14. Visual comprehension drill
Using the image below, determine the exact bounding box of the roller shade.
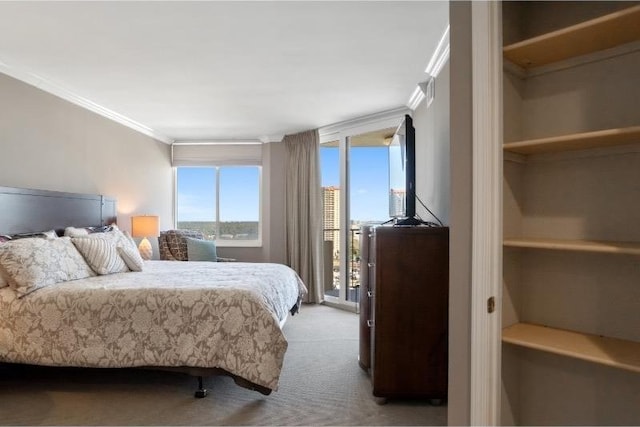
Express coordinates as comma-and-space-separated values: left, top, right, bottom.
172, 143, 263, 166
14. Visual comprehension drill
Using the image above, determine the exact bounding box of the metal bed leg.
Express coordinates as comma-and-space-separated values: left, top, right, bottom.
194, 376, 208, 398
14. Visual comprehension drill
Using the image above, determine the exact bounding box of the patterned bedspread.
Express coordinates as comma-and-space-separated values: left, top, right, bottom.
0, 261, 307, 391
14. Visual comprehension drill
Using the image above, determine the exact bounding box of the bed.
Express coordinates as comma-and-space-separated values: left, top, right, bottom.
0, 186, 306, 397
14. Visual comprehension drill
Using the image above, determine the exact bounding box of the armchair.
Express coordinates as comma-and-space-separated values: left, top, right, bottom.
158, 230, 235, 262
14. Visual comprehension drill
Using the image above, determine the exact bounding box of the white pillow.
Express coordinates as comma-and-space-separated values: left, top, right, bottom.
117, 245, 144, 272
42, 230, 59, 239
123, 230, 137, 248
0, 237, 96, 297
72, 237, 129, 275
95, 226, 138, 253
64, 226, 90, 237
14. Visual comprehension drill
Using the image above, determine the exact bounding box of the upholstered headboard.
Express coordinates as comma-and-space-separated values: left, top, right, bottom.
0, 186, 117, 236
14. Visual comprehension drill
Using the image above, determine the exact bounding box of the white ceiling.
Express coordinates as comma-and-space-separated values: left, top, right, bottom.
0, 1, 448, 143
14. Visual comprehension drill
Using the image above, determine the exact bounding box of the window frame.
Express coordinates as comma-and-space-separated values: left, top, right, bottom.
173, 165, 263, 248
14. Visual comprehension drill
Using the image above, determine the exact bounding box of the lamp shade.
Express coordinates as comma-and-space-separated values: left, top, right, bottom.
131, 215, 160, 238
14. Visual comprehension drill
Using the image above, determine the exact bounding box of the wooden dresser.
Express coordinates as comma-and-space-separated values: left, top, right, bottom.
359, 225, 449, 401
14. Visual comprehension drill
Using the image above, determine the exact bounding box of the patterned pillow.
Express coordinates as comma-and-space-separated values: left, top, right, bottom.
162, 230, 205, 261
117, 245, 144, 272
88, 225, 114, 234
72, 237, 129, 275
0, 236, 58, 288
0, 237, 96, 297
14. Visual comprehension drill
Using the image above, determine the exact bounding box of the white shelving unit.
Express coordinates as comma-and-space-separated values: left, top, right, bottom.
503, 237, 640, 256
501, 3, 640, 425
503, 5, 640, 69
503, 126, 640, 155
502, 323, 640, 374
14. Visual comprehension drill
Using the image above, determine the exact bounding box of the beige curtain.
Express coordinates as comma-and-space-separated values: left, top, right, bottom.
283, 129, 324, 303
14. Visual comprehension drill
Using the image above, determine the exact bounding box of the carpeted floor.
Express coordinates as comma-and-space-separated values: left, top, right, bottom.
0, 304, 446, 426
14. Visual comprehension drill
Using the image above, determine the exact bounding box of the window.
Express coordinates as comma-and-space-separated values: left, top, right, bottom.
176, 166, 261, 245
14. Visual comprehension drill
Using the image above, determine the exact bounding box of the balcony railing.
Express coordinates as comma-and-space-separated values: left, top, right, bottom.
323, 227, 362, 302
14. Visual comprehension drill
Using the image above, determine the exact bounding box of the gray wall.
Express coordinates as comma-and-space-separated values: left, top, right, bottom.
410, 10, 470, 425
0, 73, 173, 243
448, 2, 473, 425
264, 140, 287, 264
0, 72, 286, 263
414, 62, 450, 226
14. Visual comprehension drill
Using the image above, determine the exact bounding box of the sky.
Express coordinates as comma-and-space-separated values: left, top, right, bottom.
321, 146, 395, 222
177, 167, 259, 222
177, 146, 399, 223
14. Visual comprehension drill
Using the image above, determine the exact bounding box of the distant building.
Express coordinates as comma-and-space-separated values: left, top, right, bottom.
322, 186, 340, 256
389, 188, 406, 218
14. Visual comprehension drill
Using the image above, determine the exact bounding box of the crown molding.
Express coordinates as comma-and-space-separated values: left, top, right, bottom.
407, 25, 450, 111
0, 48, 449, 145
407, 85, 426, 111
259, 134, 284, 143
172, 139, 263, 145
426, 26, 450, 78
318, 106, 410, 143
0, 58, 174, 144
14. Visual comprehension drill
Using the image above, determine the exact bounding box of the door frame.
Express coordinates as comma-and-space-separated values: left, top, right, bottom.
319, 107, 410, 309
469, 1, 503, 425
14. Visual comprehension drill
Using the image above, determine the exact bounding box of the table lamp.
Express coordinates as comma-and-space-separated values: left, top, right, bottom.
131, 215, 160, 260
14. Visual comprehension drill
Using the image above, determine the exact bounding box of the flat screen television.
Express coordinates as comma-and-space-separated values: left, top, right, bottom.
388, 114, 422, 226
388, 132, 406, 218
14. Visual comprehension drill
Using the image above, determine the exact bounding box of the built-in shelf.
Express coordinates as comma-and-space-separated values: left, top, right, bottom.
503, 323, 640, 374
503, 5, 640, 69
503, 238, 640, 256
503, 126, 640, 155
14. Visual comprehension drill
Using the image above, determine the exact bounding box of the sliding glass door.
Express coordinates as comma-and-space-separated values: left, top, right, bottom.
320, 128, 394, 308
